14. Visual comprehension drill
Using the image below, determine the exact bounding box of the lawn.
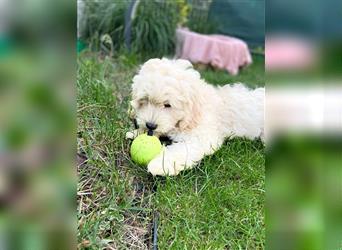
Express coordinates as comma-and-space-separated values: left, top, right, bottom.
77, 52, 265, 249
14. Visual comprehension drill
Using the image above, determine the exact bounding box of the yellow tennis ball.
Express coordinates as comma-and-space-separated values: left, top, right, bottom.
130, 134, 162, 166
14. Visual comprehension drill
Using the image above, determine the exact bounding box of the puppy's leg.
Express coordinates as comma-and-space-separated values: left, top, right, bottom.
148, 139, 219, 176
126, 118, 139, 140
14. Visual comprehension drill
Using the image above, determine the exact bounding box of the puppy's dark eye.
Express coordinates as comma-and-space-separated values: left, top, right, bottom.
164, 103, 171, 108
138, 98, 148, 107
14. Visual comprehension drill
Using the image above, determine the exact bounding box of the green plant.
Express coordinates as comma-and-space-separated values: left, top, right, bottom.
187, 2, 217, 34
178, 0, 190, 26
82, 0, 222, 57
187, 17, 217, 34
83, 0, 182, 57
131, 0, 181, 57
83, 0, 127, 52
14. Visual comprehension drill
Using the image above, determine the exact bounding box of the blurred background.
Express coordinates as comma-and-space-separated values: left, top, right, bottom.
0, 0, 341, 249
266, 0, 342, 249
0, 0, 75, 249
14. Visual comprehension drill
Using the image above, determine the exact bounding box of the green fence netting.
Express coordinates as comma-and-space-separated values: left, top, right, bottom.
208, 0, 265, 47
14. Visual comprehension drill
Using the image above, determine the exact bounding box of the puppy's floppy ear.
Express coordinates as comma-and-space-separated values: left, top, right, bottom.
178, 88, 203, 131
130, 74, 142, 119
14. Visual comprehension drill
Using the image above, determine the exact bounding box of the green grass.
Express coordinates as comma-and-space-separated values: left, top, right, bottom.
198, 55, 265, 88
77, 52, 265, 249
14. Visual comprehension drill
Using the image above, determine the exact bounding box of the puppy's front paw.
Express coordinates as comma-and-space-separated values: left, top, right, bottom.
147, 156, 178, 176
125, 130, 138, 140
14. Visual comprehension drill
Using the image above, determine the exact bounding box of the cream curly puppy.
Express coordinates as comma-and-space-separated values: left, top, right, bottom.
127, 58, 264, 176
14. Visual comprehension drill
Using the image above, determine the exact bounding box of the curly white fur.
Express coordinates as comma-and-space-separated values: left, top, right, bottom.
128, 58, 264, 176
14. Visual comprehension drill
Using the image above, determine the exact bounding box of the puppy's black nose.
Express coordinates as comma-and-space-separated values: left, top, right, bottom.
146, 122, 157, 130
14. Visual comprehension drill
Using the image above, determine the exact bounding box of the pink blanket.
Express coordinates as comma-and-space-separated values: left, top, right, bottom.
176, 28, 252, 75
265, 36, 316, 71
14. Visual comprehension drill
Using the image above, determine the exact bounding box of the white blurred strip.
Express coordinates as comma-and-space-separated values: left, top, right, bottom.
77, 0, 85, 38
323, 88, 342, 130
0, 0, 10, 35
266, 86, 342, 139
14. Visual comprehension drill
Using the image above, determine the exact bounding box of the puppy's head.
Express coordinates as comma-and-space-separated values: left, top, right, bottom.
130, 58, 204, 136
